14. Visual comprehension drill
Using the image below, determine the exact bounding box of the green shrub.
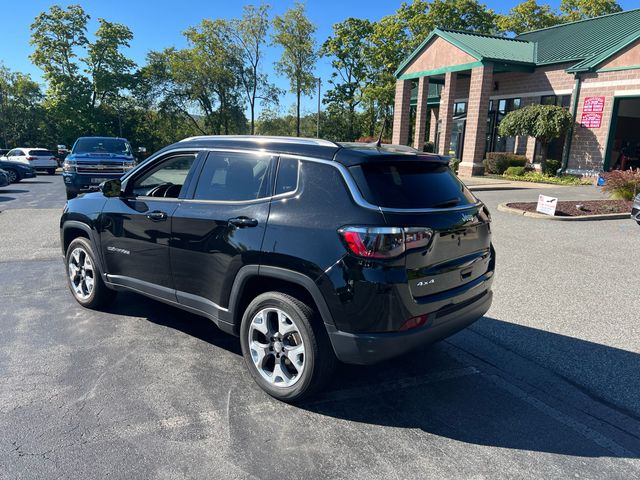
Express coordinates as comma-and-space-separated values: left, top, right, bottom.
483, 152, 529, 174
449, 157, 460, 174
504, 166, 526, 176
601, 169, 640, 200
500, 172, 591, 185
542, 159, 561, 176
424, 141, 435, 153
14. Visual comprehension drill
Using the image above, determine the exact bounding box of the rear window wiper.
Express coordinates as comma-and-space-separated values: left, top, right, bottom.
430, 197, 460, 208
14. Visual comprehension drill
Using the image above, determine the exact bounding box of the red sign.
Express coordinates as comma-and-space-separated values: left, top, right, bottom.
581, 112, 602, 128
583, 96, 605, 113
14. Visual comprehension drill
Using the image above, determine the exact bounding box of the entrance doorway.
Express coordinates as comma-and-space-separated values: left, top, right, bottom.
605, 97, 640, 171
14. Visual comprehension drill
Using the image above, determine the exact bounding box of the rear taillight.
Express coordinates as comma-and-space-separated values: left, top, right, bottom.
338, 226, 433, 259
26, 156, 36, 161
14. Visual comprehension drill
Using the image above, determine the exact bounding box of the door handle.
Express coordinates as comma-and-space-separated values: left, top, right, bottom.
228, 216, 258, 228
146, 210, 168, 221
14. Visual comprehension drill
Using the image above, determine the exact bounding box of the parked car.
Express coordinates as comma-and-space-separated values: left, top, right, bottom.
62, 137, 135, 200
0, 169, 10, 188
632, 193, 640, 225
0, 159, 37, 183
60, 136, 495, 402
0, 149, 10, 157
0, 148, 57, 175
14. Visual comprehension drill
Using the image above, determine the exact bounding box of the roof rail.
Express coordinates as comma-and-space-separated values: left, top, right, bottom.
179, 135, 339, 148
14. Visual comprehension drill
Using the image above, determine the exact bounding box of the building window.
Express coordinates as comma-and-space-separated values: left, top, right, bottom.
486, 97, 522, 153
454, 102, 467, 115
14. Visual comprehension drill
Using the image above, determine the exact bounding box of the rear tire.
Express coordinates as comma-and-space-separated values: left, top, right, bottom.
65, 237, 116, 309
240, 292, 336, 403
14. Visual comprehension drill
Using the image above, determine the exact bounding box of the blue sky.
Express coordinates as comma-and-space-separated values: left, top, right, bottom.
1, 0, 637, 115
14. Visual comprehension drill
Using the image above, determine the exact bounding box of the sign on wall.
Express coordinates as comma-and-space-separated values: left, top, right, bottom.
583, 96, 605, 113
581, 112, 603, 128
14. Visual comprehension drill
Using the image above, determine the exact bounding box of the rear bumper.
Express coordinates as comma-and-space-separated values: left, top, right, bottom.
326, 289, 492, 365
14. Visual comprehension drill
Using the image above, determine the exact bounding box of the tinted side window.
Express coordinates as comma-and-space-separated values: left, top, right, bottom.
193, 152, 274, 201
275, 158, 299, 195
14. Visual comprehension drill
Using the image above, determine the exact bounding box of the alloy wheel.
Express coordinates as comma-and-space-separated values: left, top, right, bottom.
6, 170, 17, 183
248, 307, 306, 388
68, 247, 95, 300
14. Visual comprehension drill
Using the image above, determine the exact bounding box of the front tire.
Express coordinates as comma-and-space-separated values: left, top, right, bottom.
5, 169, 19, 183
240, 292, 336, 403
65, 237, 115, 308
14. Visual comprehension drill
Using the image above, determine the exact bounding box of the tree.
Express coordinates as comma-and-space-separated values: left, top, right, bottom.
498, 104, 573, 165
498, 0, 563, 35
559, 0, 622, 22
321, 18, 373, 141
228, 4, 281, 134
272, 2, 318, 137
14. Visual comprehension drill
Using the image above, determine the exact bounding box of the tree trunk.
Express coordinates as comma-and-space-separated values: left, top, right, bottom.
296, 87, 301, 137
539, 141, 549, 165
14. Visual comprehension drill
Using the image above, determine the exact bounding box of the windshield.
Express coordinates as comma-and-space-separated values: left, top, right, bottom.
349, 162, 476, 209
73, 138, 131, 155
29, 150, 56, 157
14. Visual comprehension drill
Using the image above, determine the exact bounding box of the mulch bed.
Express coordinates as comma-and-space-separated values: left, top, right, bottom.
507, 199, 632, 217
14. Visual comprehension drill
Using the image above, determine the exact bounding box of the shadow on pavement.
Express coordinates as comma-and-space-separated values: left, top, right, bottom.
0, 195, 16, 203
104, 293, 640, 458
0, 189, 28, 194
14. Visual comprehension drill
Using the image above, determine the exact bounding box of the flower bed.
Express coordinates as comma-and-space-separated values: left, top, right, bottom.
506, 199, 632, 217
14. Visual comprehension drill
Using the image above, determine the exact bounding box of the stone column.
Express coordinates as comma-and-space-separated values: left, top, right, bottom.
429, 108, 439, 144
437, 71, 457, 156
459, 64, 493, 176
392, 79, 412, 145
413, 77, 429, 150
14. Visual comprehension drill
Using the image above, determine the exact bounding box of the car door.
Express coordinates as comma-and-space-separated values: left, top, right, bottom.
99, 152, 201, 299
170, 150, 276, 317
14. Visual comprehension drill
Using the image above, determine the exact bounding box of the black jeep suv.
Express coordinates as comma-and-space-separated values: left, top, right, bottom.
60, 136, 494, 401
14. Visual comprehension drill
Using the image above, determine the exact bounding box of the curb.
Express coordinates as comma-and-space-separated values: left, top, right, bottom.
497, 203, 630, 221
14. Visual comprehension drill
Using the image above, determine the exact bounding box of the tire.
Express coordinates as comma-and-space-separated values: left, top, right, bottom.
240, 291, 337, 403
47, 169, 56, 175
4, 169, 19, 183
65, 237, 116, 309
66, 189, 78, 200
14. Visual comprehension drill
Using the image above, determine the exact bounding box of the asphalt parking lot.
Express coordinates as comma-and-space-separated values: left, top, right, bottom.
1, 174, 639, 479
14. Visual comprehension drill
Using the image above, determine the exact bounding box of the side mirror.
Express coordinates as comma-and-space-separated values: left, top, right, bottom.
101, 179, 122, 197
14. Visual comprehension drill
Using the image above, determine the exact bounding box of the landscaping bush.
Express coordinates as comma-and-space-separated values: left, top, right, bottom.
483, 152, 528, 174
449, 157, 460, 174
600, 169, 640, 200
504, 166, 526, 177
500, 172, 592, 185
542, 159, 561, 176
424, 141, 435, 153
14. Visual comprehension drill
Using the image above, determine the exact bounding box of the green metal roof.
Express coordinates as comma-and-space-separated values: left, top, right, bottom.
395, 28, 535, 77
396, 9, 640, 78
517, 9, 640, 67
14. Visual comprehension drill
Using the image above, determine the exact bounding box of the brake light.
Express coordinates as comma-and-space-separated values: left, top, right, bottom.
338, 226, 433, 259
26, 156, 36, 161
399, 314, 430, 331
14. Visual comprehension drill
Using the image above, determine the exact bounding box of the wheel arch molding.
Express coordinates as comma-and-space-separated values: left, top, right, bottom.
227, 265, 336, 335
61, 220, 105, 275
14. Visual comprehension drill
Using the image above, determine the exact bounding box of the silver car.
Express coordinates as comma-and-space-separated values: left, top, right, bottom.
632, 193, 640, 225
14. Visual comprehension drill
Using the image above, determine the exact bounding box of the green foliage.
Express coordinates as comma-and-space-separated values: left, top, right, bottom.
272, 2, 318, 137
542, 159, 562, 176
500, 172, 591, 185
484, 152, 529, 174
601, 169, 640, 200
498, 105, 573, 164
559, 0, 622, 22
449, 158, 460, 174
498, 0, 563, 34
504, 166, 526, 176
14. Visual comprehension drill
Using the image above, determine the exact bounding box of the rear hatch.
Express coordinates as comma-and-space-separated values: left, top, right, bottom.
348, 160, 492, 298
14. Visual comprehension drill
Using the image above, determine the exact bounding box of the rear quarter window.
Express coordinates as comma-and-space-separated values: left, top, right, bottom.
349, 162, 476, 209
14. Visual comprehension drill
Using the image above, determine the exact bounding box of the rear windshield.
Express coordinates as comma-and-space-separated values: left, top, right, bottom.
73, 138, 131, 155
29, 150, 56, 157
349, 162, 476, 209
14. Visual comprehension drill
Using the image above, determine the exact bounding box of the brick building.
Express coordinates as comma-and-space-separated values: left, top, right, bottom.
391, 9, 640, 176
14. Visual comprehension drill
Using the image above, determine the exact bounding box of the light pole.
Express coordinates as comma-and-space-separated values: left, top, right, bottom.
316, 77, 321, 138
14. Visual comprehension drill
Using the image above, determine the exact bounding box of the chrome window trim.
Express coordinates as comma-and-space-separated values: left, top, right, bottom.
133, 147, 480, 213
